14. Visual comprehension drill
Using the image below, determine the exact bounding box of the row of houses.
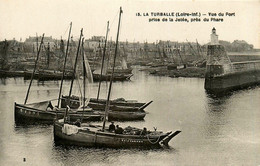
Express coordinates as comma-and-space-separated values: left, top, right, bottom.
1, 35, 207, 61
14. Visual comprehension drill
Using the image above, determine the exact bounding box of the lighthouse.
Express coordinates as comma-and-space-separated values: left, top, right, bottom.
210, 27, 219, 45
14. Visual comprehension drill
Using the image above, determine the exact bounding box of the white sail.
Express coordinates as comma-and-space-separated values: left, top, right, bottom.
72, 50, 93, 108
121, 57, 128, 69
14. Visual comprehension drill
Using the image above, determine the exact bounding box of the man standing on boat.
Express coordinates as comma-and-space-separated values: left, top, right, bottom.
109, 122, 115, 132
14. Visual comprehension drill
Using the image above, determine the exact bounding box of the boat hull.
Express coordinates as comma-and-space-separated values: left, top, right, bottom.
61, 97, 146, 108
61, 97, 148, 121
106, 68, 133, 74
14, 102, 102, 125
23, 71, 73, 81
89, 98, 145, 107
92, 73, 133, 81
53, 121, 170, 148
108, 111, 146, 121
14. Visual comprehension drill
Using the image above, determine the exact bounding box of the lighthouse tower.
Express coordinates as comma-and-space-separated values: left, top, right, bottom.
210, 27, 219, 45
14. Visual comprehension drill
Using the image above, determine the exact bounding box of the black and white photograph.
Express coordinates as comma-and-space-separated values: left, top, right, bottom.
0, 0, 259, 165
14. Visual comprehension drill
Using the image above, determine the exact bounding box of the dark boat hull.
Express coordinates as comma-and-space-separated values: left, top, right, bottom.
89, 98, 145, 107
14, 103, 102, 125
0, 70, 25, 78
61, 97, 149, 121
92, 73, 133, 81
61, 96, 147, 109
88, 102, 142, 112
53, 121, 174, 148
106, 68, 133, 74
23, 71, 73, 81
108, 111, 146, 121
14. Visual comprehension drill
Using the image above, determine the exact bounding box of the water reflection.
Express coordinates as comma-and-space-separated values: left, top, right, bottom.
204, 86, 260, 142
204, 93, 231, 140
51, 144, 177, 165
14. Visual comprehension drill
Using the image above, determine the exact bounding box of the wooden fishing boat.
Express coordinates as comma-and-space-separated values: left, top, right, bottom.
107, 111, 146, 121
92, 73, 133, 81
92, 44, 133, 82
23, 70, 73, 81
54, 7, 181, 148
61, 95, 152, 109
0, 70, 25, 78
38, 70, 73, 81
14, 101, 102, 125
14, 24, 103, 125
61, 95, 152, 121
90, 98, 146, 107
107, 68, 133, 74
54, 120, 181, 148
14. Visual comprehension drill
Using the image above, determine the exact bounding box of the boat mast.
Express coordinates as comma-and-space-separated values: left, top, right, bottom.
97, 21, 110, 101
102, 7, 123, 131
81, 38, 86, 122
64, 29, 83, 118
57, 22, 72, 108
36, 33, 38, 53
24, 34, 45, 105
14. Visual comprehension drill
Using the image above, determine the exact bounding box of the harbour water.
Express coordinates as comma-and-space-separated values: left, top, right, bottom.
0, 67, 259, 165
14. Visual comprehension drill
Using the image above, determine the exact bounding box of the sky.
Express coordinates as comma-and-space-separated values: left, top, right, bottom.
0, 0, 260, 48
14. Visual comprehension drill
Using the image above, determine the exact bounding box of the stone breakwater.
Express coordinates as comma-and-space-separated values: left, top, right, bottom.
205, 45, 260, 94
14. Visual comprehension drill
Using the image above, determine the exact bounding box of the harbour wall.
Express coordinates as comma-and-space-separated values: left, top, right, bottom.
204, 45, 260, 93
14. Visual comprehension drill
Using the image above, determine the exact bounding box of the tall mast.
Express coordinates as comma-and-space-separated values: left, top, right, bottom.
24, 34, 45, 104
102, 7, 123, 131
36, 33, 38, 53
64, 29, 83, 118
97, 21, 110, 101
57, 22, 72, 108
196, 39, 201, 59
68, 29, 83, 98
81, 38, 86, 122
176, 43, 184, 64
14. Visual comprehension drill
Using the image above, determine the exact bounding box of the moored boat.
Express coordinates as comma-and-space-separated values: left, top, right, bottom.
14, 24, 103, 125
54, 119, 181, 148
107, 67, 133, 74
92, 73, 133, 81
54, 7, 181, 149
61, 95, 152, 121
14, 101, 102, 125
61, 95, 152, 109
107, 111, 146, 121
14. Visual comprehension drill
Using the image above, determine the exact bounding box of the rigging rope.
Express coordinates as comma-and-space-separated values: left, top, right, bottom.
146, 134, 161, 144
62, 24, 70, 37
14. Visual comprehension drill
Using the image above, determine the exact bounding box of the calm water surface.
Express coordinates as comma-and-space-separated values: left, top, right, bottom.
0, 67, 259, 166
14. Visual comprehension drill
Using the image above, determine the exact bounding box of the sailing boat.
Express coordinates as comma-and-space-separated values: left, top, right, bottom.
61, 21, 151, 121
92, 34, 132, 81
14, 26, 102, 125
54, 7, 181, 148
61, 95, 151, 121
167, 43, 186, 70
92, 69, 133, 81
106, 44, 133, 74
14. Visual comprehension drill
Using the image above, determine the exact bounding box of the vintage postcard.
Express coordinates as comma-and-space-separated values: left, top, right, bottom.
0, 0, 259, 165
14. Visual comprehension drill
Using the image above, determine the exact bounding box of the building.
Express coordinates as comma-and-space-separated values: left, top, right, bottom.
85, 36, 105, 51
24, 36, 57, 52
